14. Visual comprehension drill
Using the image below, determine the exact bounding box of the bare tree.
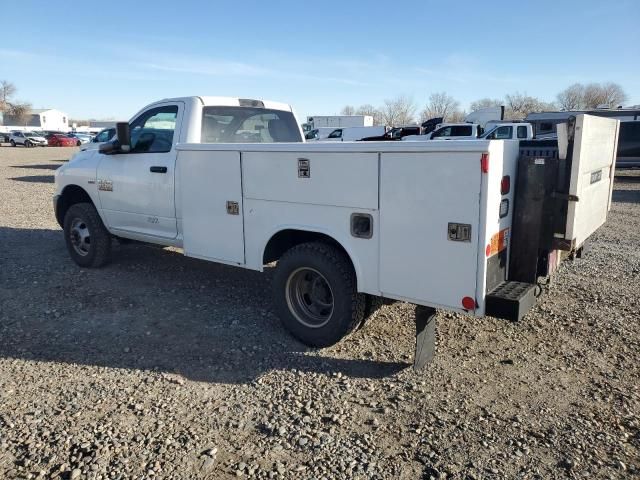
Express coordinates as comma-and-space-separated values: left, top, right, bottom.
379, 95, 417, 126
8, 102, 32, 126
556, 83, 585, 111
420, 92, 461, 122
504, 92, 554, 119
469, 98, 502, 112
355, 104, 383, 125
340, 105, 355, 116
599, 82, 627, 107
0, 80, 17, 112
582, 82, 627, 108
447, 110, 467, 123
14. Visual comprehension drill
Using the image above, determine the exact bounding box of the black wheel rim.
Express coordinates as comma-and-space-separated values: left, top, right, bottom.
285, 267, 334, 328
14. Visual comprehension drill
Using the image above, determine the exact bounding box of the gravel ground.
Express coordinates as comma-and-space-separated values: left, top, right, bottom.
0, 146, 638, 480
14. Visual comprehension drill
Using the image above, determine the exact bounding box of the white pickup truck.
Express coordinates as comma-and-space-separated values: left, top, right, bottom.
54, 97, 620, 369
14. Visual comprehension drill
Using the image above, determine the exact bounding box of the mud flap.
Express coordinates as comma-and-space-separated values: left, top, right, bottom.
414, 306, 436, 371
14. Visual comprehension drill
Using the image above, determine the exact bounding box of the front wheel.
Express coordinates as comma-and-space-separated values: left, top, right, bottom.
272, 242, 365, 347
10, 140, 16, 147
63, 203, 112, 268
77, 140, 82, 146
24, 140, 31, 148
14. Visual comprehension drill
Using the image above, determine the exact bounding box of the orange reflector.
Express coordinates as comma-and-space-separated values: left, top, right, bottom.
485, 244, 491, 257
462, 296, 476, 310
481, 153, 489, 173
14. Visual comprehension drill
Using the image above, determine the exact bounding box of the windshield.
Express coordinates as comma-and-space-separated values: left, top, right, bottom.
25, 132, 41, 137
201, 107, 302, 143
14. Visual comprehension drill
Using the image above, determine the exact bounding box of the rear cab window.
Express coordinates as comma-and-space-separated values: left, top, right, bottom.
201, 107, 302, 143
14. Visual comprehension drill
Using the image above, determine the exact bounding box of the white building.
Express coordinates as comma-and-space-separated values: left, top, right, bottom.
1, 108, 69, 131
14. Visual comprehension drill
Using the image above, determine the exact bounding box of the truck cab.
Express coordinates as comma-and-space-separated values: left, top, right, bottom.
481, 122, 533, 140
54, 97, 303, 242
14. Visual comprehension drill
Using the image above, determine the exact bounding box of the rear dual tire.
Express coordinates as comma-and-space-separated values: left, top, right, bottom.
272, 242, 365, 347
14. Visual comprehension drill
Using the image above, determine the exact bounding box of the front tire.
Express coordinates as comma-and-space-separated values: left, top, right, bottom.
10, 140, 16, 147
272, 242, 365, 347
24, 140, 31, 148
63, 203, 112, 268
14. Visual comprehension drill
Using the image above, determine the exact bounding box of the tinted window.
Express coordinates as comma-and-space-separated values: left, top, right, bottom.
517, 126, 528, 139
494, 126, 512, 139
450, 125, 473, 136
328, 129, 342, 139
201, 107, 301, 143
618, 122, 640, 158
431, 126, 451, 138
130, 106, 178, 153
538, 122, 554, 133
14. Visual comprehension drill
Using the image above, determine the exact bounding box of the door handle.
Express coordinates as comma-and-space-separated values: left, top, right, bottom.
150, 166, 167, 173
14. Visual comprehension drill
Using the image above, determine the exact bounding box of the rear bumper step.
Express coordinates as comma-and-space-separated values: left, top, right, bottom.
485, 281, 536, 321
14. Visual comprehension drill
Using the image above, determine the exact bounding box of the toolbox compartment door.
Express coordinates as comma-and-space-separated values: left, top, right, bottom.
178, 150, 245, 265
379, 152, 482, 309
565, 115, 619, 248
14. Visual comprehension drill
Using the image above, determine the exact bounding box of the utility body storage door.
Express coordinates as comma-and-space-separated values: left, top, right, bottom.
379, 151, 483, 310
178, 150, 245, 265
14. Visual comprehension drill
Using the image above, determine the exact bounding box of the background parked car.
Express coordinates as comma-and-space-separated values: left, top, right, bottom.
47, 134, 77, 147
67, 133, 92, 146
9, 131, 48, 147
81, 127, 115, 151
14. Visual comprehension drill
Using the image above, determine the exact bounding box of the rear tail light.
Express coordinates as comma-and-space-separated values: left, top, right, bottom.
481, 153, 489, 173
501, 175, 510, 194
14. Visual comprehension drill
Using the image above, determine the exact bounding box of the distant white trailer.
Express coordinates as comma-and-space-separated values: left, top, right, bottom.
303, 115, 373, 132
317, 126, 387, 142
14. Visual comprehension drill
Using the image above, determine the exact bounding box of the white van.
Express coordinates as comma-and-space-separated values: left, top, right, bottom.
320, 126, 387, 142
305, 127, 336, 141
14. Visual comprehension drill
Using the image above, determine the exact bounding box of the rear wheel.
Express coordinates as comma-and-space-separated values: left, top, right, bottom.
63, 202, 111, 268
272, 242, 365, 347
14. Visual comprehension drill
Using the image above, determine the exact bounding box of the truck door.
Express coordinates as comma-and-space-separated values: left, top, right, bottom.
96, 102, 183, 239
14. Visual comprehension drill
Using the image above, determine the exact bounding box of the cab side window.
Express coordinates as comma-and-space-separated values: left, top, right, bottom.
432, 127, 452, 138
494, 126, 513, 139
517, 126, 528, 139
451, 125, 472, 137
328, 129, 342, 139
129, 105, 179, 153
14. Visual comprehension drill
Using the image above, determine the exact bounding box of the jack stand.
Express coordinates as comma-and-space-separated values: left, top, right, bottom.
414, 305, 437, 372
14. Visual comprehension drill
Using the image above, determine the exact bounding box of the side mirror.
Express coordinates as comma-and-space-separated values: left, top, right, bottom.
116, 122, 131, 152
98, 122, 131, 154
